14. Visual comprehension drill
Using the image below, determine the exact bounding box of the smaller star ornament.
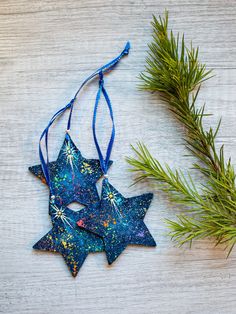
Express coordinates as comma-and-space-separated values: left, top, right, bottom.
33, 200, 104, 277
77, 179, 156, 265
29, 133, 112, 207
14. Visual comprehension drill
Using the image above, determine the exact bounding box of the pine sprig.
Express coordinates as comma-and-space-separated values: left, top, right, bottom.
127, 11, 236, 253
127, 143, 236, 253
127, 143, 201, 206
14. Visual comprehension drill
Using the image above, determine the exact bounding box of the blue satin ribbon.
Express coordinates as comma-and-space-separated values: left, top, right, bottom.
39, 98, 75, 188
39, 42, 130, 190
67, 41, 130, 130
92, 72, 115, 175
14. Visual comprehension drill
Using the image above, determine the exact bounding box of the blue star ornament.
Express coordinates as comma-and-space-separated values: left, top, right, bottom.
33, 200, 104, 277
29, 133, 112, 207
77, 179, 156, 265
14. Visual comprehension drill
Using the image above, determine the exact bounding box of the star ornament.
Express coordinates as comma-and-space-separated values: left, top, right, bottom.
77, 179, 156, 265
29, 133, 112, 207
33, 200, 104, 277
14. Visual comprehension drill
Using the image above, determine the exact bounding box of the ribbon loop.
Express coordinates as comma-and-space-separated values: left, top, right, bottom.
39, 98, 75, 188
67, 41, 130, 131
92, 72, 115, 175
39, 42, 130, 190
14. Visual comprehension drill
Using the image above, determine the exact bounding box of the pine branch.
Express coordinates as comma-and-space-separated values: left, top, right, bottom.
127, 143, 236, 252
127, 143, 201, 207
141, 11, 236, 196
127, 11, 236, 252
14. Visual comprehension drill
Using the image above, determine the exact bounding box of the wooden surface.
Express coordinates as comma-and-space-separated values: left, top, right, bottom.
0, 1, 236, 313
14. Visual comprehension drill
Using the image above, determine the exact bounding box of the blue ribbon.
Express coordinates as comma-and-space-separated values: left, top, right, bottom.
39, 98, 75, 188
67, 41, 130, 130
39, 42, 130, 190
92, 72, 115, 175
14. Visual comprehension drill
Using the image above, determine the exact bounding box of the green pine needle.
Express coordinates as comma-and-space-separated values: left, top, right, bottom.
127, 11, 236, 254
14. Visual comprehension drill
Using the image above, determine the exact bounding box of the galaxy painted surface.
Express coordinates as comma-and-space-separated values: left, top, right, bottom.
77, 179, 156, 265
29, 133, 112, 207
33, 201, 104, 277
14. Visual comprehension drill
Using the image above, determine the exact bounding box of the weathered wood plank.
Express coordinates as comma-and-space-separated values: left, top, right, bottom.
0, 1, 236, 313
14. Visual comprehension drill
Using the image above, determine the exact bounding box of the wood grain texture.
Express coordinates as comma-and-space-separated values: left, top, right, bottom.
0, 1, 236, 313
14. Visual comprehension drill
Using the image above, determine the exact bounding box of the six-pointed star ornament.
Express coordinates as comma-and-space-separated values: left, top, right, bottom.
77, 179, 156, 265
33, 200, 104, 277
29, 133, 112, 207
